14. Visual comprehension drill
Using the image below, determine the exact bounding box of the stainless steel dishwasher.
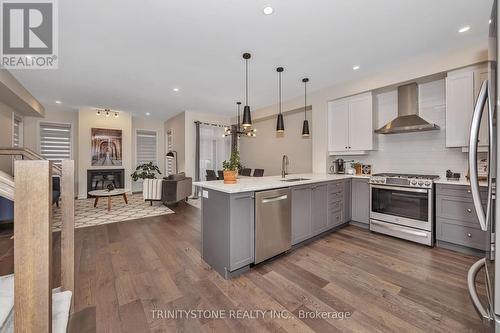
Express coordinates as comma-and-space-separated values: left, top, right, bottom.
255, 188, 291, 264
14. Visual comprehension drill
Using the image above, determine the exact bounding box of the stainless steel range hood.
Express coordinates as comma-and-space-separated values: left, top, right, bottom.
374, 83, 440, 134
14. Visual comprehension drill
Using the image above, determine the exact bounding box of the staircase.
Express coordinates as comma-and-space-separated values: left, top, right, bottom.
0, 147, 74, 333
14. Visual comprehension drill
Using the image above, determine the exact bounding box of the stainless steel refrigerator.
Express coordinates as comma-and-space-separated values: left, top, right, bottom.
467, 0, 499, 330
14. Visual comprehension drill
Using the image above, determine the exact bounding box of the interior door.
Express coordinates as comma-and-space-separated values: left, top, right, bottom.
328, 99, 349, 152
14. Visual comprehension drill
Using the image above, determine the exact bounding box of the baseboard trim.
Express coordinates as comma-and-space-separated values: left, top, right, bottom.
349, 220, 370, 229
436, 240, 485, 257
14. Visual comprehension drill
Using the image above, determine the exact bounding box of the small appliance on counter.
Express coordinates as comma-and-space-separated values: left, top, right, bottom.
446, 169, 461, 181
329, 158, 345, 174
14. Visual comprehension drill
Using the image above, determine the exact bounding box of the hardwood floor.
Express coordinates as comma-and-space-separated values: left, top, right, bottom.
0, 202, 488, 332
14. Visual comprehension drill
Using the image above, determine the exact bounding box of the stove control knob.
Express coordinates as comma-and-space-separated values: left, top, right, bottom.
424, 181, 431, 186
418, 181, 424, 186
411, 180, 417, 185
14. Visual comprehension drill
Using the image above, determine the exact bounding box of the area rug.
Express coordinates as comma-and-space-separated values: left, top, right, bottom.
52, 193, 174, 230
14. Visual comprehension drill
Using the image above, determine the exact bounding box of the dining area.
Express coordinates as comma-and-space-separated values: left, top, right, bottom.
205, 168, 264, 180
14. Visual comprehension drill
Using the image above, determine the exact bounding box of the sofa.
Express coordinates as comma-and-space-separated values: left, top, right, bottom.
162, 172, 192, 205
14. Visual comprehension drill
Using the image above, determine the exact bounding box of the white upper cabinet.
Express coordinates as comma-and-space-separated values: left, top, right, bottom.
328, 92, 373, 155
445, 64, 489, 148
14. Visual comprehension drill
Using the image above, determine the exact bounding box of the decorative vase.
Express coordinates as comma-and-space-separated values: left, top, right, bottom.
223, 170, 237, 184
355, 165, 362, 175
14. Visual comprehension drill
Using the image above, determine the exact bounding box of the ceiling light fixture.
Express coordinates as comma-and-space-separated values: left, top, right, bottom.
224, 102, 257, 138
263, 6, 274, 15
105, 109, 110, 117
490, 19, 492, 24
96, 110, 101, 116
55, 100, 62, 104
458, 26, 470, 33
241, 53, 253, 127
353, 65, 360, 71
145, 112, 151, 116
114, 112, 119, 118
276, 67, 285, 133
173, 88, 179, 92
302, 78, 310, 138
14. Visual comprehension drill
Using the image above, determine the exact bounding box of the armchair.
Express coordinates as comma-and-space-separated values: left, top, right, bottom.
162, 172, 192, 205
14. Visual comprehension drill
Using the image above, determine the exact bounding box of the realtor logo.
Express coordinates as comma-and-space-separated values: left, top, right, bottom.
0, 0, 58, 69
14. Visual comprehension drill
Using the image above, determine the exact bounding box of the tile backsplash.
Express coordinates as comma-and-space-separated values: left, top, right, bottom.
329, 79, 476, 178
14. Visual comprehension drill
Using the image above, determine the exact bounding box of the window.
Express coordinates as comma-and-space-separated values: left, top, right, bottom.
13, 115, 23, 148
39, 122, 72, 167
166, 129, 174, 175
136, 129, 157, 166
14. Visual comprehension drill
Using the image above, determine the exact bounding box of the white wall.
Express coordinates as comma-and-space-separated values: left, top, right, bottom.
131, 116, 165, 192
239, 110, 312, 176
77, 108, 133, 198
332, 79, 470, 177
246, 42, 488, 175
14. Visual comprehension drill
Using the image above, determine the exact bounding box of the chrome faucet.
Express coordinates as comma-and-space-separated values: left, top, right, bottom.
281, 155, 289, 178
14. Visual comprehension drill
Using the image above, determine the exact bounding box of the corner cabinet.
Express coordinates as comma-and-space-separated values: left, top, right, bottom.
445, 64, 489, 148
328, 92, 374, 155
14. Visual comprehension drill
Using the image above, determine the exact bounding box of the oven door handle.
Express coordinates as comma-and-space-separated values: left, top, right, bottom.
370, 184, 429, 194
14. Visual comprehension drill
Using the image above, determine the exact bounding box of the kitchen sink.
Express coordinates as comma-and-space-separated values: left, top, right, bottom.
280, 178, 310, 182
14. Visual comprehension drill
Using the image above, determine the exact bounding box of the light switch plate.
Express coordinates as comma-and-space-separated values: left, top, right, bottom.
202, 190, 208, 198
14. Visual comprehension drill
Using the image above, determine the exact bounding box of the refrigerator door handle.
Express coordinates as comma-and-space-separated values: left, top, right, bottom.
468, 79, 489, 231
467, 258, 493, 323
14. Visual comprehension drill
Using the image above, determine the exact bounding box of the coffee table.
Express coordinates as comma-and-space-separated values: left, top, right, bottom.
88, 189, 129, 211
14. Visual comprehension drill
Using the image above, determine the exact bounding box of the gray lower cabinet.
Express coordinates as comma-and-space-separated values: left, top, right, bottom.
292, 180, 349, 245
436, 184, 487, 251
291, 185, 313, 245
312, 184, 328, 236
202, 189, 254, 278
351, 178, 370, 224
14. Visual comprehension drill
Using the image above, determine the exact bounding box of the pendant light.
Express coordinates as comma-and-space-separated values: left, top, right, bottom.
276, 67, 285, 132
302, 78, 310, 137
224, 102, 257, 137
241, 53, 252, 127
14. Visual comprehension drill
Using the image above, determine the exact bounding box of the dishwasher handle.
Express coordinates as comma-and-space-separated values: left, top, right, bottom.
261, 194, 288, 204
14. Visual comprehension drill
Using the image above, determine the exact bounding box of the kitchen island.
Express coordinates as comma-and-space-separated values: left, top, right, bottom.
194, 173, 369, 278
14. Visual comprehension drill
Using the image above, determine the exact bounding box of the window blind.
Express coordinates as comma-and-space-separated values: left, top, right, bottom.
39, 122, 72, 166
136, 130, 157, 165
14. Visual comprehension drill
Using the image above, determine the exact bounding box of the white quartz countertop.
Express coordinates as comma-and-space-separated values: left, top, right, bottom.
193, 173, 370, 194
434, 178, 489, 187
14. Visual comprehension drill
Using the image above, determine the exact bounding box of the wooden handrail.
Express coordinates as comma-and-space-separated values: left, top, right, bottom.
0, 147, 61, 174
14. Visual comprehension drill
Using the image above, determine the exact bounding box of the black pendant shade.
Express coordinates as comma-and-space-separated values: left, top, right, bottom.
276, 113, 285, 132
241, 53, 252, 128
276, 67, 285, 133
302, 77, 310, 137
302, 119, 310, 137
242, 105, 252, 127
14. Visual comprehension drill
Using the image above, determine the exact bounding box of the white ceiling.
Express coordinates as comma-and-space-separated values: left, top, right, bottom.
11, 0, 493, 119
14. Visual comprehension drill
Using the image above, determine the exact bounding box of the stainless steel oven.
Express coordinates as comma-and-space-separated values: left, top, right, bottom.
369, 182, 434, 246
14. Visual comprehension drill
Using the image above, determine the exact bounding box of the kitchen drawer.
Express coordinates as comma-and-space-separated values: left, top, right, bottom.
329, 200, 342, 213
436, 184, 488, 200
328, 181, 344, 194
328, 191, 343, 202
329, 210, 343, 227
436, 221, 487, 250
436, 195, 485, 227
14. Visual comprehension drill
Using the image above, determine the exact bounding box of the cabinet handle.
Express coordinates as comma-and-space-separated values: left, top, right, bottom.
467, 208, 472, 213
345, 146, 347, 149
467, 233, 472, 238
467, 189, 472, 193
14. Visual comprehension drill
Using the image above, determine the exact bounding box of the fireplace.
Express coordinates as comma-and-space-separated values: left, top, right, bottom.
87, 169, 125, 196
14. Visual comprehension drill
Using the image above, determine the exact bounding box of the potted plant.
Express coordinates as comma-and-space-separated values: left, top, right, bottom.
222, 150, 241, 184
351, 162, 362, 175
131, 162, 162, 181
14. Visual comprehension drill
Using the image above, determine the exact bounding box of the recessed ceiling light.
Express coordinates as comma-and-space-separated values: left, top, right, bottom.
145, 112, 151, 116
489, 19, 492, 24
173, 88, 179, 92
263, 6, 274, 15
352, 65, 360, 71
55, 100, 62, 104
458, 26, 470, 33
